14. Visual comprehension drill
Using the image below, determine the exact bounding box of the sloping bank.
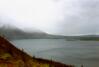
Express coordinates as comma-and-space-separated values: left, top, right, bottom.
0, 36, 74, 67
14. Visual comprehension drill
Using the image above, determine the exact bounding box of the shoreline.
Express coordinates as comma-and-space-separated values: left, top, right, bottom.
0, 36, 74, 67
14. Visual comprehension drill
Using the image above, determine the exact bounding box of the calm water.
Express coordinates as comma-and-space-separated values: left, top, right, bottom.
11, 39, 99, 67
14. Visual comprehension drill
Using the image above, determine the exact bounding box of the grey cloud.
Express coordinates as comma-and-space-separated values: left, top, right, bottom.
57, 0, 99, 35
0, 0, 99, 35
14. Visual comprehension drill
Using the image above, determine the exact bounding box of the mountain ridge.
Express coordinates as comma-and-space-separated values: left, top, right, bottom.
0, 25, 99, 40
0, 25, 66, 40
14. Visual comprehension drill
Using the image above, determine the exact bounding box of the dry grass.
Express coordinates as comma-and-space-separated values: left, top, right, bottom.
0, 36, 74, 67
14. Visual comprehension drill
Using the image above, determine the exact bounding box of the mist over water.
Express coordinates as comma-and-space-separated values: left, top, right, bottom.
0, 0, 99, 67
0, 0, 99, 35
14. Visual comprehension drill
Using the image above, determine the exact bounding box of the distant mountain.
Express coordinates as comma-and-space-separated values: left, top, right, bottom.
0, 25, 48, 40
0, 25, 99, 41
64, 35, 99, 41
0, 25, 65, 40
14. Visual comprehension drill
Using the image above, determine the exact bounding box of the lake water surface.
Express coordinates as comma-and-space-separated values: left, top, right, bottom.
11, 39, 99, 67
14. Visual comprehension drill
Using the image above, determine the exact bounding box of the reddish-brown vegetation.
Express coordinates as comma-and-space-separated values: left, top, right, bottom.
0, 36, 74, 67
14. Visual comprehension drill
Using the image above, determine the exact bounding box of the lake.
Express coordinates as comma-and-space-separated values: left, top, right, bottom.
11, 39, 99, 67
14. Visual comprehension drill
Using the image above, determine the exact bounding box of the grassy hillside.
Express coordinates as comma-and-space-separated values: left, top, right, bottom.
0, 36, 74, 67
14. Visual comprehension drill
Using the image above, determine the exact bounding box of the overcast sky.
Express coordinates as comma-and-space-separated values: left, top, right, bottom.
0, 0, 99, 35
